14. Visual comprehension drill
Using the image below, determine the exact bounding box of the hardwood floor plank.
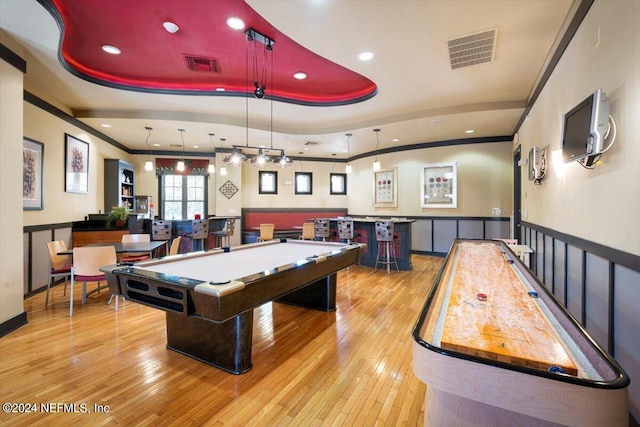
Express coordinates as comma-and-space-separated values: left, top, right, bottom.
0, 255, 442, 426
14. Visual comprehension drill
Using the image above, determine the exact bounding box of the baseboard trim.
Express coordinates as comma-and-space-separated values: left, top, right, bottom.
0, 311, 28, 338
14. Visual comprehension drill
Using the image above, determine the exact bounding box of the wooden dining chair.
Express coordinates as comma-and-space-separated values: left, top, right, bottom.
70, 246, 116, 316
257, 223, 275, 241
298, 222, 315, 240
121, 233, 151, 262
169, 236, 182, 256
45, 240, 73, 307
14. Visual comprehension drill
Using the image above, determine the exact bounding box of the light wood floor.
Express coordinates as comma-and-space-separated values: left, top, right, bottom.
0, 255, 443, 426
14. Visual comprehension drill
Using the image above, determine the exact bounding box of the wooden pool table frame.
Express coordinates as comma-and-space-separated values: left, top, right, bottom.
102, 239, 365, 374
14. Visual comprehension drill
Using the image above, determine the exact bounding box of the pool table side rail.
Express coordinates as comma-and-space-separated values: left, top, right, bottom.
412, 239, 629, 389
103, 241, 365, 322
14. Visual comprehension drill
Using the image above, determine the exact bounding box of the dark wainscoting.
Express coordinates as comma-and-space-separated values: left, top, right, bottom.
409, 216, 510, 256
23, 222, 73, 297
521, 221, 639, 422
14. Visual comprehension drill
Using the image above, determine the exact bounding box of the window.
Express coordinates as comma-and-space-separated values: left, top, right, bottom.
330, 173, 346, 195
295, 172, 312, 195
160, 174, 207, 219
259, 171, 278, 194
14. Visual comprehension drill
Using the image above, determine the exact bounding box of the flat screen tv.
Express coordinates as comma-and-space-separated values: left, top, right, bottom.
561, 88, 610, 164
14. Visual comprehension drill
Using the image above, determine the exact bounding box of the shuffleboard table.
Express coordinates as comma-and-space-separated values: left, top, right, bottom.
101, 239, 365, 374
412, 239, 629, 427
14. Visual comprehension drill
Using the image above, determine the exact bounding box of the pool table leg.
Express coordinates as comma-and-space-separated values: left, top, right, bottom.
165, 310, 254, 374
275, 273, 337, 311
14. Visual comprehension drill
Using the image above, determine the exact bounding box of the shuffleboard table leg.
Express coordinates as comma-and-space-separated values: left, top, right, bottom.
165, 311, 254, 374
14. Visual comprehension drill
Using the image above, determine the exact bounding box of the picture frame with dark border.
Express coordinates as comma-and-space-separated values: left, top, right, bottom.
295, 172, 313, 195
259, 170, 277, 194
64, 133, 89, 194
330, 173, 346, 195
23, 137, 44, 210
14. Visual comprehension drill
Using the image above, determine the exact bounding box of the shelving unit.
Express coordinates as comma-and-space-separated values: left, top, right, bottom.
104, 159, 135, 210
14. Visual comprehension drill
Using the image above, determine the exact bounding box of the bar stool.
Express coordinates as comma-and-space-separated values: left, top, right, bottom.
151, 220, 172, 255
212, 218, 235, 247
314, 219, 330, 241
190, 219, 209, 251
337, 218, 359, 244
374, 220, 399, 274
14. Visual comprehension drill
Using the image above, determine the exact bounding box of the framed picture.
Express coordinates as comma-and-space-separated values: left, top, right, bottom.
421, 162, 457, 208
295, 172, 313, 195
23, 137, 44, 210
64, 134, 89, 194
258, 170, 277, 194
373, 168, 397, 207
330, 173, 347, 195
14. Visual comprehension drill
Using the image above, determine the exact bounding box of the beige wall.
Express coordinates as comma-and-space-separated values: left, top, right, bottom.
517, 0, 640, 256
1, 37, 26, 323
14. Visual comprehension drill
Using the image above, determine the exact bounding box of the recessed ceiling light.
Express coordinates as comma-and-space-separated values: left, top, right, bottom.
465, 129, 474, 134
101, 45, 121, 55
392, 138, 400, 142
293, 72, 307, 80
152, 143, 161, 147
192, 145, 199, 149
162, 21, 179, 33
358, 51, 374, 61
215, 88, 226, 92
100, 123, 111, 128
226, 17, 245, 30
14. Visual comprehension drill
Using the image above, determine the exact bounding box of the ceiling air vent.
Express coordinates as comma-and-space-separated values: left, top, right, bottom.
185, 55, 221, 73
447, 28, 497, 70
304, 141, 320, 146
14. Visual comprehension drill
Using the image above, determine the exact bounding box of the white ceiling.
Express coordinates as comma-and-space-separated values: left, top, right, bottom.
1, 0, 577, 160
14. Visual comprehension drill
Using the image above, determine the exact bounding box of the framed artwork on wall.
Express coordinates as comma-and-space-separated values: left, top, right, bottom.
421, 162, 457, 208
259, 170, 277, 194
23, 137, 44, 210
295, 172, 313, 195
373, 168, 397, 207
330, 173, 347, 195
64, 134, 89, 194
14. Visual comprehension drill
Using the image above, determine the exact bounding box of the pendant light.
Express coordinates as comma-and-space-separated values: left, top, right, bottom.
345, 133, 353, 174
176, 129, 186, 172
372, 128, 381, 171
208, 133, 216, 174
219, 138, 228, 176
144, 126, 154, 171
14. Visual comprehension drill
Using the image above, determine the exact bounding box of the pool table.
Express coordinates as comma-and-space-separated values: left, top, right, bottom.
101, 239, 365, 374
412, 239, 629, 427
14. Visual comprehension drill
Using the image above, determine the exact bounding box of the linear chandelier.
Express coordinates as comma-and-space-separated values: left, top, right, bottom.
223, 28, 293, 169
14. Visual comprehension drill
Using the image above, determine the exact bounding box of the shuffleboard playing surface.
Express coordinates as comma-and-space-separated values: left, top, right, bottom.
439, 241, 577, 376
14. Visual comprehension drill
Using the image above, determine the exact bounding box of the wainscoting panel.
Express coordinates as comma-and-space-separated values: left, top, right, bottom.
484, 220, 509, 239
412, 220, 433, 253
584, 252, 611, 351
458, 220, 484, 239
553, 239, 567, 306
23, 223, 72, 297
566, 244, 585, 324
521, 221, 640, 421
432, 220, 457, 253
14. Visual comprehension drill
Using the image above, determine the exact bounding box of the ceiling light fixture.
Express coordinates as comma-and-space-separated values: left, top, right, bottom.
208, 133, 216, 174
223, 28, 293, 169
101, 45, 121, 55
176, 129, 186, 172
219, 138, 228, 176
144, 126, 154, 171
162, 21, 179, 33
358, 51, 374, 61
293, 72, 307, 80
226, 17, 245, 30
372, 128, 381, 171
465, 129, 475, 134
345, 133, 353, 174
